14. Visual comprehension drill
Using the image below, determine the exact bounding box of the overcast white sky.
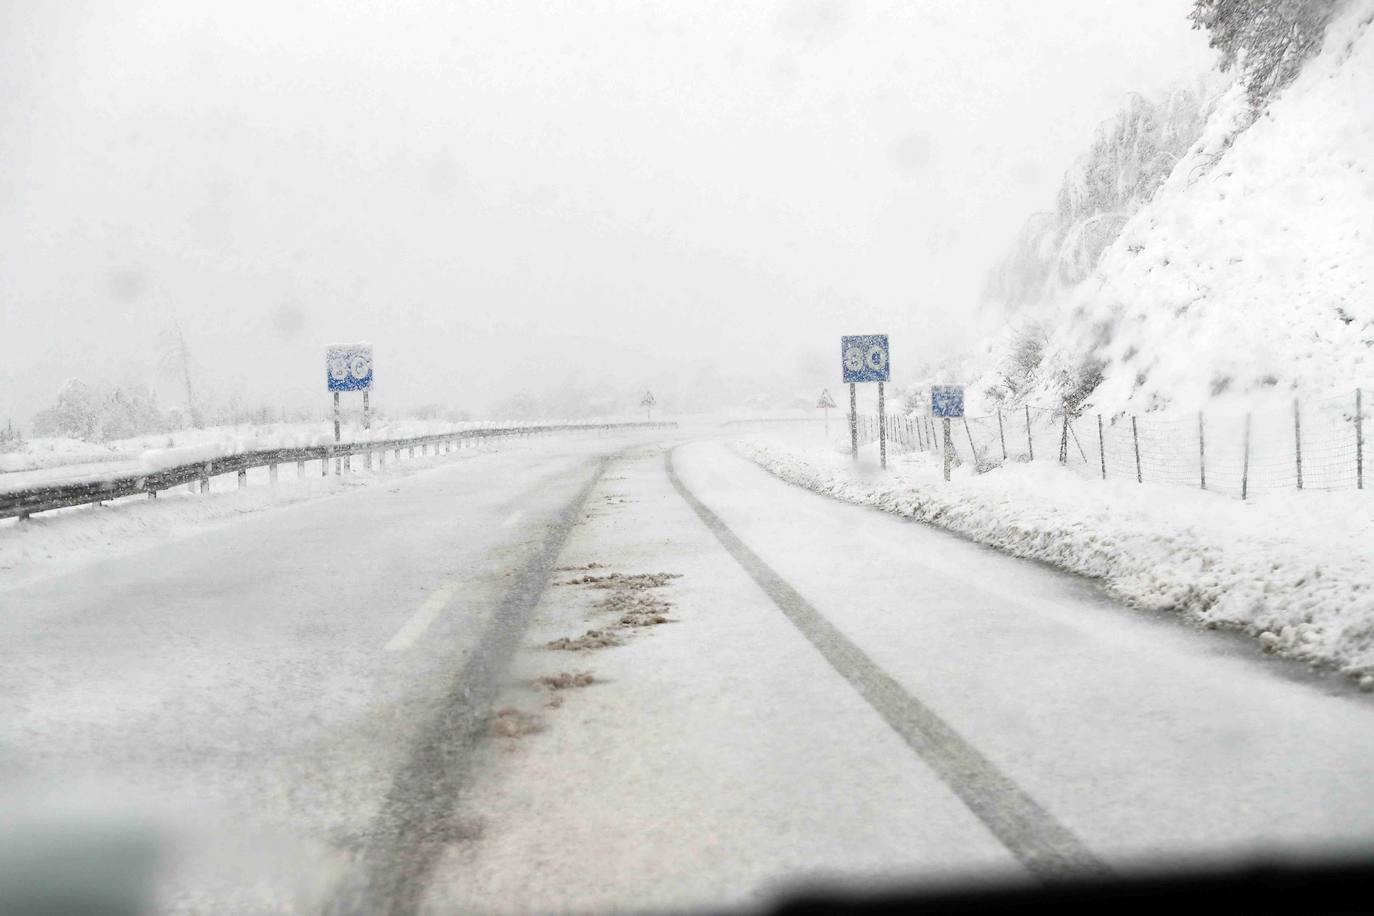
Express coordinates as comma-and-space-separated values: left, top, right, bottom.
0, 0, 1216, 422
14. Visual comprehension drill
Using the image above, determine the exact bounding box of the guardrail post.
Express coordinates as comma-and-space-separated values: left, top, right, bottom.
201, 461, 212, 493
237, 469, 247, 490
296, 460, 305, 478
269, 463, 278, 486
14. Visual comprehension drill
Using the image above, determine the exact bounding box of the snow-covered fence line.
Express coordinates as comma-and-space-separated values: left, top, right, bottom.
853, 389, 1369, 500
0, 421, 677, 520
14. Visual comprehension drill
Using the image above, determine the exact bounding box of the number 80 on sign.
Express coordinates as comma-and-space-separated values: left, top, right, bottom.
840, 335, 889, 383
326, 344, 373, 392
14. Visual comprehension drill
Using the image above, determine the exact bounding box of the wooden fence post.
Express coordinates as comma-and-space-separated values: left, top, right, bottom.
1097, 414, 1106, 480
997, 409, 1007, 463
1294, 399, 1303, 490
1058, 413, 1069, 464
1025, 405, 1034, 461
963, 418, 978, 470
1131, 416, 1142, 483
1357, 388, 1364, 490
1242, 412, 1251, 501
1198, 412, 1206, 490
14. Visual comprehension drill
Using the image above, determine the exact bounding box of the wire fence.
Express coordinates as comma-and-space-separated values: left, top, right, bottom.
850, 388, 1369, 500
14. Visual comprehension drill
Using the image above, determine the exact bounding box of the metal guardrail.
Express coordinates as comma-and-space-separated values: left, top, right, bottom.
0, 421, 677, 520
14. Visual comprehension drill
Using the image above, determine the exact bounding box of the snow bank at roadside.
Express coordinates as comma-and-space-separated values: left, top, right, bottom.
0, 444, 489, 593
0, 417, 593, 475
0, 417, 621, 489
739, 439, 1374, 686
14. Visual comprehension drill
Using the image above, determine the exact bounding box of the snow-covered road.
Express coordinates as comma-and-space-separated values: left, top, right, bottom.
3, 433, 1373, 913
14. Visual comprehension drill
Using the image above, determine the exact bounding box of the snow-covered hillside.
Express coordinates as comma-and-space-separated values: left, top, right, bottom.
976, 0, 1373, 414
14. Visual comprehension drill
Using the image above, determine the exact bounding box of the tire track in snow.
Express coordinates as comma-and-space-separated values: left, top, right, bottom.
326, 452, 612, 915
665, 446, 1107, 880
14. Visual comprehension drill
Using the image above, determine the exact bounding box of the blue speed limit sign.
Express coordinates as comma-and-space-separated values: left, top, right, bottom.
326, 343, 373, 392
840, 335, 889, 383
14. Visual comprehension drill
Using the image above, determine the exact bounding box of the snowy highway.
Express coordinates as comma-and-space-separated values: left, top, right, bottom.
3, 431, 1374, 912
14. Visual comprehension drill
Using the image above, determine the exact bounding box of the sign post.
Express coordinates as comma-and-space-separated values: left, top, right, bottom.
817, 388, 837, 438
327, 343, 374, 476
849, 383, 858, 459
332, 391, 341, 475
878, 381, 887, 469
362, 390, 372, 470
931, 385, 965, 482
841, 335, 890, 467
641, 390, 656, 421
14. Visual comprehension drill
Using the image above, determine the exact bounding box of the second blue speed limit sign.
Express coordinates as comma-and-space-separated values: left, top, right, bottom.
840, 335, 889, 383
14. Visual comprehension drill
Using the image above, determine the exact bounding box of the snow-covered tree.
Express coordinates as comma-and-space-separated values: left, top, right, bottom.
982, 90, 1207, 326
31, 380, 100, 440
1190, 0, 1339, 107
31, 380, 171, 441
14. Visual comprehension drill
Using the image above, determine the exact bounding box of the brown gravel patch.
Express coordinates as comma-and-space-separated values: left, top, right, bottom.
489, 706, 543, 738
547, 629, 622, 651
535, 671, 596, 690
559, 572, 681, 589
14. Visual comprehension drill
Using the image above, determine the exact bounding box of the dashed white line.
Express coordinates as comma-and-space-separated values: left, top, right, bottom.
385, 583, 457, 652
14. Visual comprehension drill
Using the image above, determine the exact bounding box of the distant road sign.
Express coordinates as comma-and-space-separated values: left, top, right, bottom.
817, 388, 837, 409
841, 335, 889, 383
640, 391, 656, 407
931, 385, 964, 418
327, 344, 373, 392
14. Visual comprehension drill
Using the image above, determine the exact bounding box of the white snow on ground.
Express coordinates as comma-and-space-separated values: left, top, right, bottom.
739, 437, 1374, 686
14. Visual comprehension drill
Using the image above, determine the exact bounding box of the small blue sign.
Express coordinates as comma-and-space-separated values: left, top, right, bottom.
841, 335, 890, 383
327, 344, 373, 392
931, 385, 964, 418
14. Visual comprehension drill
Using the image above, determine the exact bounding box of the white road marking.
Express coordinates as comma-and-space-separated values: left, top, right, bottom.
385, 584, 456, 652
